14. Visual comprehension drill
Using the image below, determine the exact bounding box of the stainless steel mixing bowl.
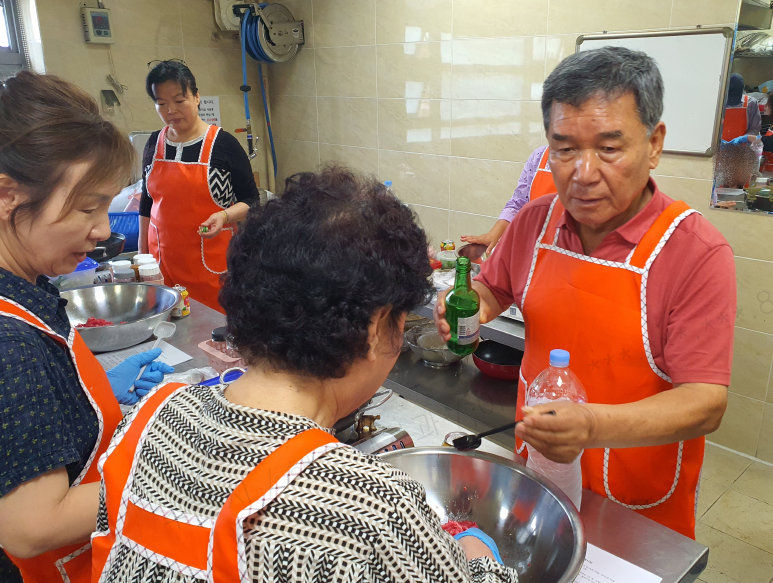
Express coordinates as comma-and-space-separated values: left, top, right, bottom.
61, 283, 181, 353
381, 448, 586, 583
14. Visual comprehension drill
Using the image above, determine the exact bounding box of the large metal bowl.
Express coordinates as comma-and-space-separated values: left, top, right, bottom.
61, 283, 181, 353
381, 448, 586, 583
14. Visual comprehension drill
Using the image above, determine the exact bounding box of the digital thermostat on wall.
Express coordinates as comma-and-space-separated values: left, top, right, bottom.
80, 5, 114, 44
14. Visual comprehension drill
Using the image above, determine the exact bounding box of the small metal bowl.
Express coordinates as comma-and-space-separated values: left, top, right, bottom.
61, 283, 181, 353
404, 323, 463, 367
458, 243, 489, 263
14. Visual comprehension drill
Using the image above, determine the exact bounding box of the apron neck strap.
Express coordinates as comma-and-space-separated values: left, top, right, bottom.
155, 126, 168, 160
210, 428, 341, 583
629, 200, 692, 268
539, 195, 564, 245
199, 125, 219, 165
538, 146, 550, 170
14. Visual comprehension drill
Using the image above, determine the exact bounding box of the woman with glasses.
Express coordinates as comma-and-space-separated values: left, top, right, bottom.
140, 60, 260, 313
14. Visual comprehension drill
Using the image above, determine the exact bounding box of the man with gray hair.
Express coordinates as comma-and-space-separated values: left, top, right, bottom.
435, 46, 735, 539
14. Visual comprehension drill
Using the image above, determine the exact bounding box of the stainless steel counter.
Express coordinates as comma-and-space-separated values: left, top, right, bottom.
166, 299, 227, 373
165, 299, 707, 583
384, 351, 519, 451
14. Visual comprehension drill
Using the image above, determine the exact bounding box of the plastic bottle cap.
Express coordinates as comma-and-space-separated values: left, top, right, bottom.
132, 254, 154, 265
113, 267, 134, 278
110, 260, 131, 269
384, 180, 392, 187
136, 256, 157, 266
549, 349, 570, 367
212, 326, 227, 342
138, 263, 161, 276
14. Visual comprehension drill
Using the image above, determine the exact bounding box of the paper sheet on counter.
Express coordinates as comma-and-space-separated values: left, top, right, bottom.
95, 340, 192, 371
577, 544, 662, 583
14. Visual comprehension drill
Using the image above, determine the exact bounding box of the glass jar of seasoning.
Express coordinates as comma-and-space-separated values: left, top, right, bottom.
132, 254, 154, 264
132, 255, 155, 281
210, 327, 227, 353
112, 266, 136, 283
138, 262, 164, 286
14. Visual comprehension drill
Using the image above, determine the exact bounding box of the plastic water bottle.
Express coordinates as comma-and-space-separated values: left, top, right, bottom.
525, 349, 587, 510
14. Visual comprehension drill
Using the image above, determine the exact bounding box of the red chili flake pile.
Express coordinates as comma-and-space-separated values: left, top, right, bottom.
76, 317, 114, 328
441, 520, 478, 536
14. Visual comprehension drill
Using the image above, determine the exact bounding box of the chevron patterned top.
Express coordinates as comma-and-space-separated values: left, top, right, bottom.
96, 383, 519, 583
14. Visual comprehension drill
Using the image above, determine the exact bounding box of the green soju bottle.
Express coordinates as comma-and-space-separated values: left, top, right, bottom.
446, 256, 480, 356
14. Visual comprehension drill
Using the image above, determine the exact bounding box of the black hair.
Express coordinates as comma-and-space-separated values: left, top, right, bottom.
542, 46, 664, 134
220, 166, 434, 380
727, 73, 744, 107
145, 60, 198, 101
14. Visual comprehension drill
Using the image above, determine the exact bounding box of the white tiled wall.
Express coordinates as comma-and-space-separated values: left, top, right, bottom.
267, 0, 773, 463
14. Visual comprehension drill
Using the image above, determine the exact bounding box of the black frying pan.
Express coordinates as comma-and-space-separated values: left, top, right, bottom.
87, 232, 126, 261
473, 340, 523, 380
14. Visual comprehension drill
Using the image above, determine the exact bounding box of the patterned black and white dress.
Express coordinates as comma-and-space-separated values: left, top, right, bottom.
97, 384, 519, 583
139, 128, 260, 218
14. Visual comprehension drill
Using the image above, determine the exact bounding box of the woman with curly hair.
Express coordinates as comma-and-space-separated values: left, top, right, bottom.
92, 167, 519, 583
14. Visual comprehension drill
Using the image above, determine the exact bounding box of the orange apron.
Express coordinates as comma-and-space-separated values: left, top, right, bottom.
722, 95, 749, 141
146, 125, 232, 313
528, 147, 557, 200
0, 297, 121, 583
514, 196, 705, 539
91, 382, 344, 583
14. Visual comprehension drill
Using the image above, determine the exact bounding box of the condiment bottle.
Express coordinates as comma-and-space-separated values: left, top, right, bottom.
110, 259, 131, 275
112, 266, 136, 283
138, 262, 164, 286
132, 255, 155, 281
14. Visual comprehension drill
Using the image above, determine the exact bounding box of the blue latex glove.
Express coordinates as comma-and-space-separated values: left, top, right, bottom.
725, 134, 761, 145
454, 527, 504, 565
106, 348, 174, 405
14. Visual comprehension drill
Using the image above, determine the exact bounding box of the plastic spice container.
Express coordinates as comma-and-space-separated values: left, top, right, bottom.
112, 266, 135, 283
210, 327, 227, 352
131, 255, 153, 280
138, 262, 164, 285
48, 257, 99, 290
132, 254, 154, 265
110, 259, 131, 272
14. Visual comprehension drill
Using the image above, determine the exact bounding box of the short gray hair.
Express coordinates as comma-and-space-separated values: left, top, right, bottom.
541, 46, 664, 134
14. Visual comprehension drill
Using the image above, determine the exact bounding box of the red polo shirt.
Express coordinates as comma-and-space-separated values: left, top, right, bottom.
476, 179, 736, 386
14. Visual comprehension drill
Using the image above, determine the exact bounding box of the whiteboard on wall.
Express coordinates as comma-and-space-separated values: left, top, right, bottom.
577, 29, 734, 156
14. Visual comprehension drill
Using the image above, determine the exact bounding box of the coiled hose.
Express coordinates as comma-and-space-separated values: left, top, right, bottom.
240, 6, 277, 179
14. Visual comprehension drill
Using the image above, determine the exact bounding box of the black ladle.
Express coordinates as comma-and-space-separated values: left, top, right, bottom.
452, 411, 556, 451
